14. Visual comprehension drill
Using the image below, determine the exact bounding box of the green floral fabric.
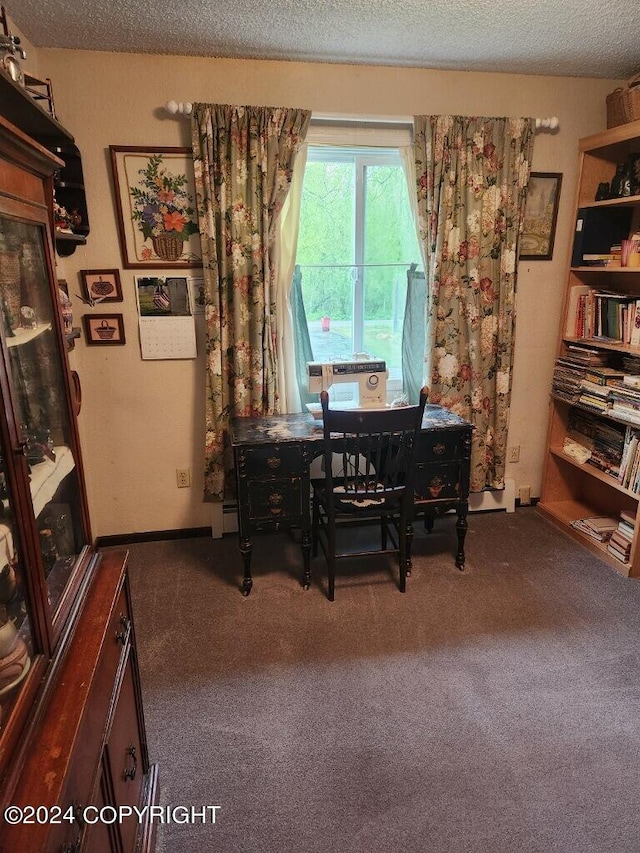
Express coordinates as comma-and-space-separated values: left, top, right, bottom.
413, 116, 535, 491
191, 104, 311, 501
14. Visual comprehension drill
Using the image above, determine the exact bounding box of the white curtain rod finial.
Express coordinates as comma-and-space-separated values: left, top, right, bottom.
164, 101, 193, 116
535, 116, 559, 131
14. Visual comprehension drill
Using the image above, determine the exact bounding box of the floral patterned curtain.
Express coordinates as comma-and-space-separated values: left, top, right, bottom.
191, 104, 311, 501
413, 116, 535, 491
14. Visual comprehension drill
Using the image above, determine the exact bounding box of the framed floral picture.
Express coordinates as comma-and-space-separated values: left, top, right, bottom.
109, 146, 202, 269
520, 172, 563, 261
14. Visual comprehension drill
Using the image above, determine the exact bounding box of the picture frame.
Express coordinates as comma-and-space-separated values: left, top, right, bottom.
82, 313, 126, 346
134, 275, 193, 317
520, 172, 563, 261
109, 146, 202, 269
80, 269, 123, 304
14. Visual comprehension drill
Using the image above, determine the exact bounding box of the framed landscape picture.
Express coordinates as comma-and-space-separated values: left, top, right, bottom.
520, 172, 563, 261
109, 146, 202, 269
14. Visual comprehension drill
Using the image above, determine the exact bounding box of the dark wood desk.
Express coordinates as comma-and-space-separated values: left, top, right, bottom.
231, 406, 473, 595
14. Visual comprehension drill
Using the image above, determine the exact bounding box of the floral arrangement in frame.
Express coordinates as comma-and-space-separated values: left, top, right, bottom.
109, 146, 202, 269
80, 269, 123, 304
82, 313, 126, 346
520, 172, 563, 261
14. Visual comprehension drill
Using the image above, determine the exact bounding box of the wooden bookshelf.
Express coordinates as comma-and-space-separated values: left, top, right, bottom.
539, 119, 640, 579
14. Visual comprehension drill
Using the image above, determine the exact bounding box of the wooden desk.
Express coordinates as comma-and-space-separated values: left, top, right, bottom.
231, 406, 473, 595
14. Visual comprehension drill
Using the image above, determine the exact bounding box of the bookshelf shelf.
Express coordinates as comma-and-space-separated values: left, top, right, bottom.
583, 195, 640, 209
549, 446, 640, 500
541, 119, 640, 579
538, 499, 630, 577
570, 267, 640, 273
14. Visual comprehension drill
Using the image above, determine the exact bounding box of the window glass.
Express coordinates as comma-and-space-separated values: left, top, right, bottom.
295, 145, 422, 403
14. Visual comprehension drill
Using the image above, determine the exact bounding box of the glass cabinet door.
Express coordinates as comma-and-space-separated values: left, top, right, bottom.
0, 435, 35, 726
0, 214, 89, 629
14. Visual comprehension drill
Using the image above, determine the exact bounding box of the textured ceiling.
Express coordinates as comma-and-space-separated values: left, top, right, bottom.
8, 0, 640, 79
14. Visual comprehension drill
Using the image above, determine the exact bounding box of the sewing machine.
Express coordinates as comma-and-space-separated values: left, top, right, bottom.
306, 357, 388, 415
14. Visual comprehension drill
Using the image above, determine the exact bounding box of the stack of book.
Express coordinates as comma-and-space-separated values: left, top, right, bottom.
578, 377, 612, 413
570, 515, 618, 542
567, 409, 626, 477
622, 355, 640, 375
608, 375, 640, 426
552, 348, 611, 405
607, 509, 635, 564
552, 359, 586, 404
564, 345, 608, 367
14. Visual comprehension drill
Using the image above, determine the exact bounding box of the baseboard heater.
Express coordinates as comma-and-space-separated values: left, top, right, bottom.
469, 478, 516, 513
221, 477, 516, 536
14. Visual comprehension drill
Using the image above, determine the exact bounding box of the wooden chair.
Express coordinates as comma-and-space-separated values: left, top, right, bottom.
311, 387, 429, 601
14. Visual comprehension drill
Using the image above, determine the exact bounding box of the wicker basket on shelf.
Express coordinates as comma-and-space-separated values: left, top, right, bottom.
606, 73, 640, 128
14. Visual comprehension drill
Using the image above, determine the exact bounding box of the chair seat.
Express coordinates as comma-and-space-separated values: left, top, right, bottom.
312, 478, 403, 511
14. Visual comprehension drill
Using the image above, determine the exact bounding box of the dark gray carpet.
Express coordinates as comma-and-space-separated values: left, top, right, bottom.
123, 509, 640, 852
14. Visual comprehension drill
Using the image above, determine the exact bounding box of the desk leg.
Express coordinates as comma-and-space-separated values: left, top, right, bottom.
239, 536, 253, 595
455, 503, 468, 570
301, 531, 311, 590
406, 519, 414, 576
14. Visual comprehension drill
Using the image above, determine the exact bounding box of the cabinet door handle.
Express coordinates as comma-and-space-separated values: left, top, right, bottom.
124, 744, 138, 781
115, 614, 131, 645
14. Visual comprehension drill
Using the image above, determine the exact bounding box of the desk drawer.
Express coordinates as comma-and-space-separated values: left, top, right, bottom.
414, 462, 462, 502
239, 445, 305, 477
415, 432, 463, 463
247, 478, 303, 521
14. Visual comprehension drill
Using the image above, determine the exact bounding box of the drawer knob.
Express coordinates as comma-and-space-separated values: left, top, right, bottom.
432, 442, 446, 455
116, 614, 131, 645
124, 744, 138, 781
266, 456, 281, 469
268, 492, 283, 506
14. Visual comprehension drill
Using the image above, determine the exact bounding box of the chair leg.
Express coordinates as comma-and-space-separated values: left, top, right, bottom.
398, 514, 407, 593
312, 496, 319, 557
328, 513, 336, 601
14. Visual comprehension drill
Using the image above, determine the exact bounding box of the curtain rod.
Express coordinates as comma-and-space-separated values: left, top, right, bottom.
163, 102, 559, 131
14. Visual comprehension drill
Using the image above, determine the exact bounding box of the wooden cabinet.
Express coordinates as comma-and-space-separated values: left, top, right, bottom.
0, 551, 159, 853
539, 118, 640, 577
0, 83, 157, 851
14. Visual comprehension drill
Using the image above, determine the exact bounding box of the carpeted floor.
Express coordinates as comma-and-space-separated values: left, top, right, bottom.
123, 508, 640, 852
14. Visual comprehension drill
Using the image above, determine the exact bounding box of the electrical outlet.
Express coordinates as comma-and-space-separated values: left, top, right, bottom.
519, 485, 531, 505
509, 445, 520, 463
176, 468, 191, 488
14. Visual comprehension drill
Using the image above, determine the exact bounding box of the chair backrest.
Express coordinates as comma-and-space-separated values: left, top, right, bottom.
320, 387, 429, 511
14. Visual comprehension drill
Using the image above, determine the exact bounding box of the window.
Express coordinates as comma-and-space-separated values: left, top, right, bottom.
294, 144, 423, 403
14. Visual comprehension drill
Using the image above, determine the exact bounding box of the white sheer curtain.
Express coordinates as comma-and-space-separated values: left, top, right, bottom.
274, 142, 308, 413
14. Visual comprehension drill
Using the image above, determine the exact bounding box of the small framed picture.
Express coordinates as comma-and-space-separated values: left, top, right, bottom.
82, 313, 126, 345
520, 172, 563, 261
80, 269, 123, 304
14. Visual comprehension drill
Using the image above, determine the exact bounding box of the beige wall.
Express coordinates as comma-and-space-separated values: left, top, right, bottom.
31, 47, 619, 538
